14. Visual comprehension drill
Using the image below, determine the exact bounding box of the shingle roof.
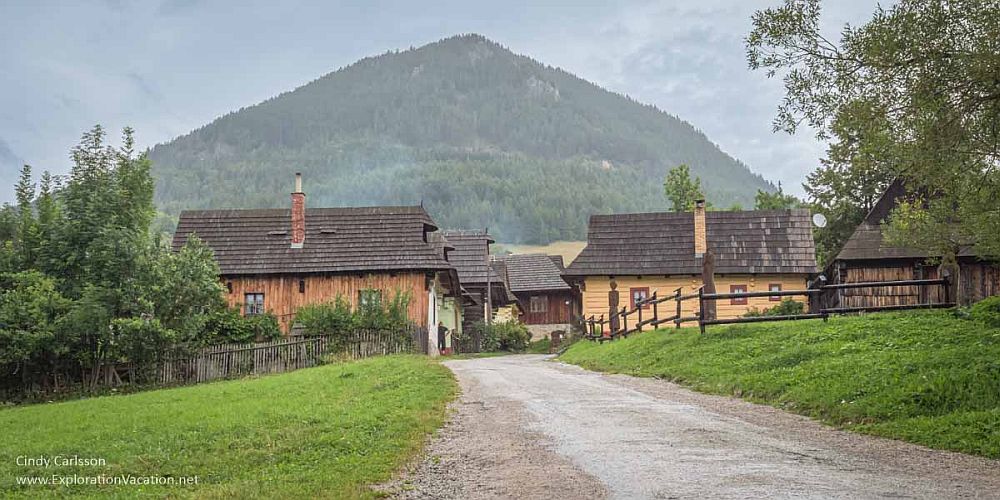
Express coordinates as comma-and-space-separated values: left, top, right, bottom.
834, 179, 977, 261
440, 230, 503, 285
564, 209, 817, 276
497, 254, 571, 292
172, 206, 453, 275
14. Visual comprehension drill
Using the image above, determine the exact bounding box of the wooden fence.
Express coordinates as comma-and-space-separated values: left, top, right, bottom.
585, 277, 954, 341
4, 326, 426, 400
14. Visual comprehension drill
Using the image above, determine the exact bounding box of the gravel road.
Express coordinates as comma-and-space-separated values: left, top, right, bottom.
385, 354, 1000, 499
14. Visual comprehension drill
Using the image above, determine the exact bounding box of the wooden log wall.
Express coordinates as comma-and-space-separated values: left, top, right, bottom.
518, 291, 574, 325
223, 272, 430, 332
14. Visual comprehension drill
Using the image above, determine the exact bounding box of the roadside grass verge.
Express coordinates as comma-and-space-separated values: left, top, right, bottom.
560, 311, 1000, 458
527, 338, 551, 353
0, 355, 456, 498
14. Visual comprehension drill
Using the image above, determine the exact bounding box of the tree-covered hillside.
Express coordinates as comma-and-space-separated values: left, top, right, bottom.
150, 34, 775, 243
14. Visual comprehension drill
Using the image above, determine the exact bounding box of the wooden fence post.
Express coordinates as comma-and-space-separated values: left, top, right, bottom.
650, 292, 657, 330
698, 287, 706, 334
620, 306, 627, 338
637, 299, 643, 333
674, 287, 682, 329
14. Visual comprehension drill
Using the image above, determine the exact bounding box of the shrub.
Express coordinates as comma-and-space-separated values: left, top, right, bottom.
201, 308, 282, 345
744, 298, 805, 318
970, 296, 1000, 328
466, 320, 530, 352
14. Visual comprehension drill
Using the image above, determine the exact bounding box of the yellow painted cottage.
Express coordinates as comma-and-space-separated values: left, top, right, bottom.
563, 201, 817, 321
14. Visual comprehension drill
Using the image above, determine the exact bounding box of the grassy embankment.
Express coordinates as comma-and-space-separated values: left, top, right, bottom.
560, 311, 1000, 458
0, 355, 456, 498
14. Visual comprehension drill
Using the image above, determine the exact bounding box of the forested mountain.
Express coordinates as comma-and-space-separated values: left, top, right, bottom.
149, 34, 775, 244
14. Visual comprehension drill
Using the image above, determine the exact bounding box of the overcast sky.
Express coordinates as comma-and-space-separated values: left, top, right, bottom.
0, 0, 883, 201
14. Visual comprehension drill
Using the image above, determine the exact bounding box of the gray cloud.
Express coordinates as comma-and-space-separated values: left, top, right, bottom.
0, 0, 884, 202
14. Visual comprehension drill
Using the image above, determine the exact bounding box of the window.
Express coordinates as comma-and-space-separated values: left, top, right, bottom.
358, 289, 382, 312
768, 283, 782, 301
730, 285, 748, 305
299, 279, 306, 293
630, 287, 650, 309
529, 296, 547, 313
244, 293, 264, 316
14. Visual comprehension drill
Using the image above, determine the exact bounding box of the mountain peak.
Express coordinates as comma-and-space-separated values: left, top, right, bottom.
149, 35, 773, 244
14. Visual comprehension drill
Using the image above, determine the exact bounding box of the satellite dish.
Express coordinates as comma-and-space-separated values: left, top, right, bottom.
812, 213, 828, 228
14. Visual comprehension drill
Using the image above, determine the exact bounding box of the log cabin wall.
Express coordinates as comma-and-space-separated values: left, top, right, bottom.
958, 261, 1000, 305
837, 262, 937, 308
580, 274, 809, 322
223, 272, 430, 333
835, 259, 1000, 307
517, 291, 574, 325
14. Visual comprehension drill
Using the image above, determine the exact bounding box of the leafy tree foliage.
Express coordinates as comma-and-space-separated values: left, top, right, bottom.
663, 164, 706, 212
0, 126, 232, 396
149, 35, 776, 243
748, 0, 1000, 262
754, 183, 802, 210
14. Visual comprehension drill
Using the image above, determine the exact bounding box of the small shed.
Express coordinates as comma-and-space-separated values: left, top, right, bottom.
497, 253, 577, 337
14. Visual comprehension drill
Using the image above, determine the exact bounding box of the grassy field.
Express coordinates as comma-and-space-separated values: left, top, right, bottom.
494, 241, 586, 264
0, 355, 456, 498
560, 311, 1000, 458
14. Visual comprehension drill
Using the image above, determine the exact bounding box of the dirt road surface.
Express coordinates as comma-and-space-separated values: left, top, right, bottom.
387, 354, 1000, 499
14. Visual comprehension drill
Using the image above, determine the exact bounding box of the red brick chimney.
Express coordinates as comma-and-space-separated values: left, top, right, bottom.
291, 173, 305, 249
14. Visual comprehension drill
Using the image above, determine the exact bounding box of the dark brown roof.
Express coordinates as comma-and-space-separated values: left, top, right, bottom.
497, 254, 571, 293
440, 230, 503, 285
834, 179, 977, 261
172, 206, 453, 275
564, 209, 817, 276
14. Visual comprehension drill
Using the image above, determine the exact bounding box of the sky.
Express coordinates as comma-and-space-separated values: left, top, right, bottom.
0, 0, 883, 202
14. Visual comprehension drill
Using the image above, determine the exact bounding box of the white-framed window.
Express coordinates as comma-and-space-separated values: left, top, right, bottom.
768, 283, 782, 301
244, 293, 264, 316
529, 295, 547, 313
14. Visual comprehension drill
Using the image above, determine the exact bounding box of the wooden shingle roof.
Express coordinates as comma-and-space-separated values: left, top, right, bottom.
172, 206, 453, 275
564, 209, 817, 276
497, 254, 571, 293
835, 179, 977, 261
440, 230, 503, 286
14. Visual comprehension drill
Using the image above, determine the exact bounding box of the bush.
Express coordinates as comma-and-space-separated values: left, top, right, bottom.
970, 296, 1000, 328
744, 298, 805, 318
466, 320, 530, 352
295, 291, 413, 336
201, 308, 282, 344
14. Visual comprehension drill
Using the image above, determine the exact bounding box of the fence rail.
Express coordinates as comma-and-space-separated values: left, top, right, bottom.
585, 277, 954, 341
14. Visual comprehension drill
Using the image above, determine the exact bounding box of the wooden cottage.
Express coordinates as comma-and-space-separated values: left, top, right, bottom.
827, 180, 1000, 307
496, 253, 577, 339
171, 174, 460, 353
563, 201, 817, 322
439, 230, 514, 330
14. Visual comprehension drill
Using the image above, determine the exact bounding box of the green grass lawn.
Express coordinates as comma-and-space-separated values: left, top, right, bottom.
560, 310, 1000, 458
0, 355, 456, 498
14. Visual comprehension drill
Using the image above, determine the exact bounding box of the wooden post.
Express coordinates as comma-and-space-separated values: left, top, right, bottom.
620, 306, 627, 337
698, 287, 706, 334
650, 292, 657, 330
637, 298, 644, 333
674, 287, 682, 329
701, 248, 717, 322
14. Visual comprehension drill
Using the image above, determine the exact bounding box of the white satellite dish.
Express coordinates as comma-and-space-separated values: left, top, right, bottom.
812, 213, 828, 228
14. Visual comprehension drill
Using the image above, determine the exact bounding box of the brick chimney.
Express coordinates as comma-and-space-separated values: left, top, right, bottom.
291, 173, 305, 249
694, 198, 706, 257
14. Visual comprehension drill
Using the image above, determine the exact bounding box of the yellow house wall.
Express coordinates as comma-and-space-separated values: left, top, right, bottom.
581, 274, 809, 329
